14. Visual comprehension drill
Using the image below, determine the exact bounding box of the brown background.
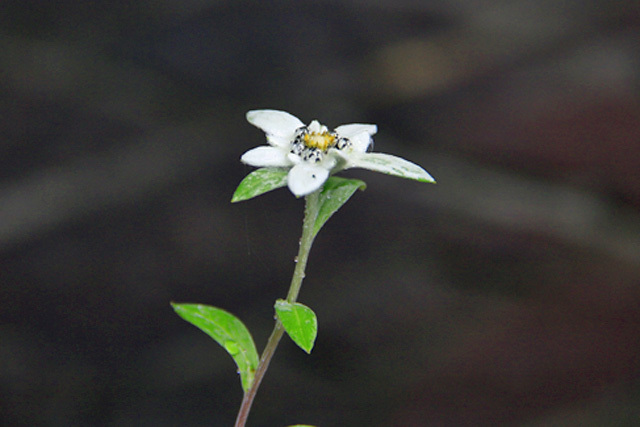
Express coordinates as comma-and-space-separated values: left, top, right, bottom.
2, 1, 640, 425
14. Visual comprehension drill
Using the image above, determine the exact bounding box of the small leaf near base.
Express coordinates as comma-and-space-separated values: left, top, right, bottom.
275, 300, 318, 354
171, 303, 259, 392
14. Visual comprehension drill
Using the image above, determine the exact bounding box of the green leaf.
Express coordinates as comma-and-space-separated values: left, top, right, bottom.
274, 300, 318, 354
171, 303, 259, 392
313, 176, 366, 238
231, 168, 289, 202
348, 152, 435, 183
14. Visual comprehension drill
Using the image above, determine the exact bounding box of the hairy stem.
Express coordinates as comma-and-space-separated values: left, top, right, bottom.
234, 191, 321, 427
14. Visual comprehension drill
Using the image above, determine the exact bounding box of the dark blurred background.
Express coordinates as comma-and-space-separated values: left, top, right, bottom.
2, 1, 640, 425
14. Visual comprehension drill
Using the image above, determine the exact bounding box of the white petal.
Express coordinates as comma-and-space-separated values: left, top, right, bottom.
345, 152, 435, 183
241, 146, 292, 167
328, 149, 351, 171
287, 163, 330, 197
334, 124, 377, 138
287, 152, 303, 164
266, 135, 292, 148
335, 124, 377, 152
246, 110, 304, 137
307, 120, 327, 134
320, 153, 339, 170
351, 132, 375, 153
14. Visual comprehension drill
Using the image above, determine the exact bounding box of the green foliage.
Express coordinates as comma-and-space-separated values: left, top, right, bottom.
274, 300, 318, 354
231, 168, 288, 202
350, 152, 436, 183
313, 176, 366, 238
171, 303, 259, 392
231, 169, 367, 211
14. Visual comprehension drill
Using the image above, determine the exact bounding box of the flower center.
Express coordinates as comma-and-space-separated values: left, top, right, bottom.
291, 122, 352, 163
303, 132, 335, 151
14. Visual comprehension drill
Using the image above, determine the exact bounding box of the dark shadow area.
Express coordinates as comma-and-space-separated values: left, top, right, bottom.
2, 0, 640, 425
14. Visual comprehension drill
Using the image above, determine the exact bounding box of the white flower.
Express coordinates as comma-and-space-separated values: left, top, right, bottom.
241, 109, 435, 197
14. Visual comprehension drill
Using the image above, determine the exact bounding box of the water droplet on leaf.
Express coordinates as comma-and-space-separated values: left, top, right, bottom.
224, 340, 240, 355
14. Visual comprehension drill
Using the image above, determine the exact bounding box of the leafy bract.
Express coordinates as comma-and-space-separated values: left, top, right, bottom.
313, 176, 366, 238
274, 300, 318, 354
347, 152, 435, 183
232, 168, 288, 202
171, 303, 259, 392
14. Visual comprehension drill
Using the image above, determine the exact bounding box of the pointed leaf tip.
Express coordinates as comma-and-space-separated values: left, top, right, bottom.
232, 168, 289, 202
275, 300, 318, 354
171, 303, 259, 392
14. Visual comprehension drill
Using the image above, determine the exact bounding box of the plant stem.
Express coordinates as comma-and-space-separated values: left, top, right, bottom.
234, 191, 321, 427
286, 190, 320, 303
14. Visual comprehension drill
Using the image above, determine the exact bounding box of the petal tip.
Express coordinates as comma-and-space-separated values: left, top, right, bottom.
245, 109, 304, 135
287, 164, 329, 197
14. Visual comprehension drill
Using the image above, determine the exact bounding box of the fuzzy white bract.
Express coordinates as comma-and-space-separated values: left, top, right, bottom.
241, 109, 434, 197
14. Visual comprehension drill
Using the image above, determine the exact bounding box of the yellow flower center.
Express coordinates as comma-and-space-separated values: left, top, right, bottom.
303, 132, 335, 151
